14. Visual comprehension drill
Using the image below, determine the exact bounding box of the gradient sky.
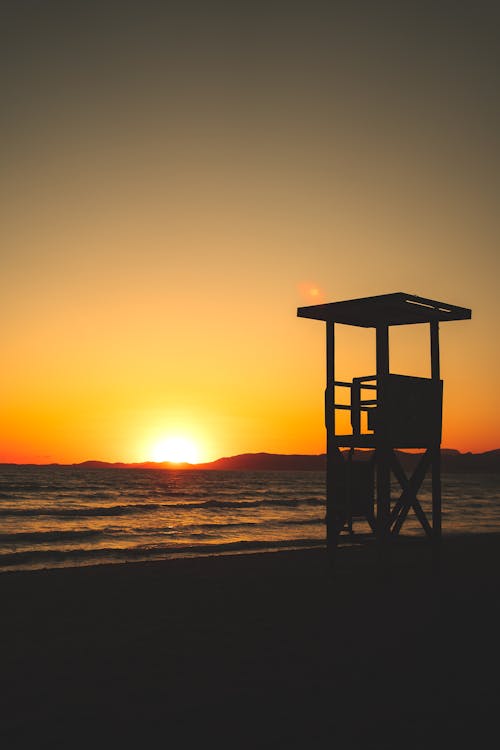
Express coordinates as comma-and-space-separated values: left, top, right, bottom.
1, 0, 499, 463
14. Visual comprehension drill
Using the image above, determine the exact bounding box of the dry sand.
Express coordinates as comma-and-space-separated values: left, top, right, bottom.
1, 534, 499, 748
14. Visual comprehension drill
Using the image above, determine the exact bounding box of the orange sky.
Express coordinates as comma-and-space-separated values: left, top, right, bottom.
1, 2, 499, 463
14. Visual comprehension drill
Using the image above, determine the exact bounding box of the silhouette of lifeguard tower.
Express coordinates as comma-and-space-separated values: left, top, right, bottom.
298, 292, 471, 561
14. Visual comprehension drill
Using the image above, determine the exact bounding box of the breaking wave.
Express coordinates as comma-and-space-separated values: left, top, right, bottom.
0, 537, 325, 569
0, 496, 324, 519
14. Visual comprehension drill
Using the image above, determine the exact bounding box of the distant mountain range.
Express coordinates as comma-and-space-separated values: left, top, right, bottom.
42, 448, 500, 473
193, 449, 500, 473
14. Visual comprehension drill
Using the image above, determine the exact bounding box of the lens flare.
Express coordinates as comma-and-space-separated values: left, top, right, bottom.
298, 281, 326, 303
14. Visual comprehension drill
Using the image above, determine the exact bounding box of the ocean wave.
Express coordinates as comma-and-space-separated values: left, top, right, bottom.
0, 529, 102, 543
0, 517, 323, 550
283, 517, 324, 527
201, 497, 324, 509
0, 483, 46, 494
0, 537, 326, 569
0, 503, 163, 518
177, 517, 323, 534
0, 496, 324, 519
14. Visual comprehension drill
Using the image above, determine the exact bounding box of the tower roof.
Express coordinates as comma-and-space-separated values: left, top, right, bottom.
297, 292, 471, 327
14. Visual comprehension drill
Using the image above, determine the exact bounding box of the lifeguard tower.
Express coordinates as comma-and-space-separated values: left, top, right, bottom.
297, 292, 471, 562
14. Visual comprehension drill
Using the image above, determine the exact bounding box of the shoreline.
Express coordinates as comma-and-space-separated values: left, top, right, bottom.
1, 532, 499, 746
0, 527, 498, 577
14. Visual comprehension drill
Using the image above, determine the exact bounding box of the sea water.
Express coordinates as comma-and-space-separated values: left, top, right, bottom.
0, 466, 499, 572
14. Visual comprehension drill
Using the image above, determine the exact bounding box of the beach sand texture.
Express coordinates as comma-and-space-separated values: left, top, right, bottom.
1, 534, 499, 748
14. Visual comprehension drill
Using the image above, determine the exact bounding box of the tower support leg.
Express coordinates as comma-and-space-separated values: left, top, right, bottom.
431, 444, 442, 574
326, 445, 346, 569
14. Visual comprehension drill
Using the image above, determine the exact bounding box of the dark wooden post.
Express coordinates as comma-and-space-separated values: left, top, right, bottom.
325, 321, 336, 561
376, 324, 391, 539
430, 321, 442, 542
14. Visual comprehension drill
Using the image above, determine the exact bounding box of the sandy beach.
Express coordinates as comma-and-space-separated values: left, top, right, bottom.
1, 534, 499, 748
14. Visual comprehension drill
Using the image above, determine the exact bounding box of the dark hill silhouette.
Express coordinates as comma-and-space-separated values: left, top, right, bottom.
194, 452, 327, 471
440, 448, 500, 473
2, 450, 499, 473
193, 449, 500, 473
77, 460, 192, 470
67, 449, 500, 473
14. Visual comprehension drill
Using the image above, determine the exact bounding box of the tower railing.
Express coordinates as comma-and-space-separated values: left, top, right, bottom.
333, 376, 378, 438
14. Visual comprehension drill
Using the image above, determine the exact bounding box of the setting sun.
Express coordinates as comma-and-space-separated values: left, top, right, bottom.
151, 436, 200, 464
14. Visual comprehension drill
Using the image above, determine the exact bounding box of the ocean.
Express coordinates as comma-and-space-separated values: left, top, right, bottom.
0, 465, 499, 573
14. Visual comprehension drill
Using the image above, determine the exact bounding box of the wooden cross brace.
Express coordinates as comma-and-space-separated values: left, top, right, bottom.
386, 450, 434, 538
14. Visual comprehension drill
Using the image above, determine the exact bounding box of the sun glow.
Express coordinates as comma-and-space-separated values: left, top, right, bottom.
151, 436, 200, 464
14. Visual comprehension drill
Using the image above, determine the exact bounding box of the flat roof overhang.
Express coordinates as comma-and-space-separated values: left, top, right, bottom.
297, 292, 472, 327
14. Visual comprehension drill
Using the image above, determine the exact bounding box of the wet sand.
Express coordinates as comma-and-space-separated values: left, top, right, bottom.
1, 534, 499, 748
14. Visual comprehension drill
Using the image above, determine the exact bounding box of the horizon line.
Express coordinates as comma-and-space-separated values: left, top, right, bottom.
1, 447, 499, 468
